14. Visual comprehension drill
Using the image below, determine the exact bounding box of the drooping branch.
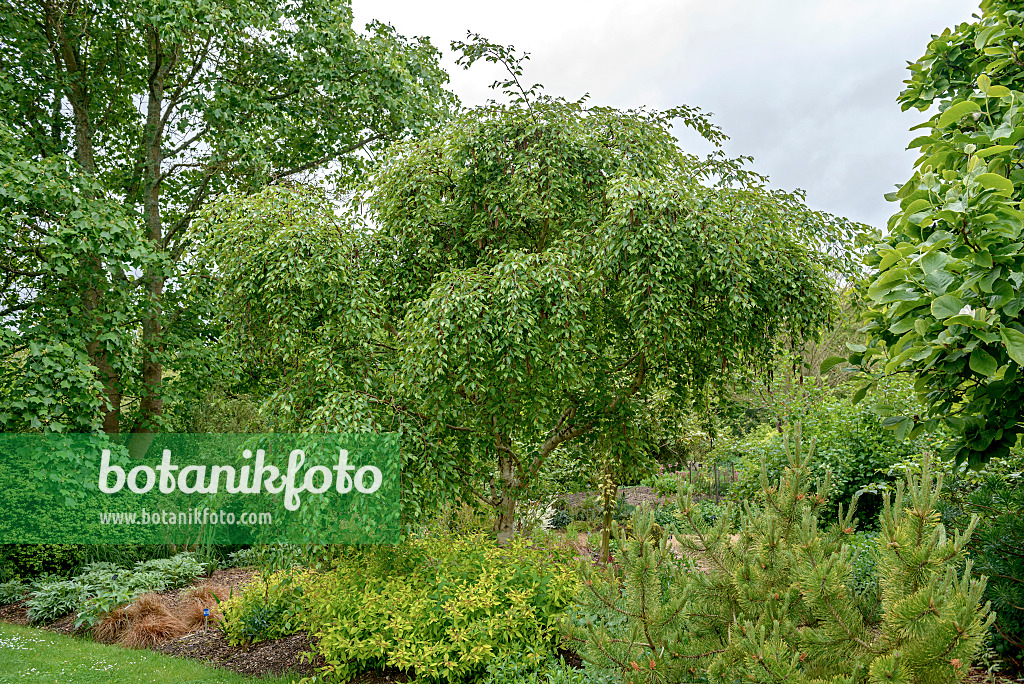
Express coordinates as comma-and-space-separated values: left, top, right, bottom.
529, 351, 647, 480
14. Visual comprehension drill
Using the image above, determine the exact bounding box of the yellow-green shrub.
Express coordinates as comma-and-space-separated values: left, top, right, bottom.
303, 533, 579, 683
219, 568, 312, 645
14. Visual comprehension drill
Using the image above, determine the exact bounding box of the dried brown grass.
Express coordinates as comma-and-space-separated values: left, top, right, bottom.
184, 584, 230, 605
125, 593, 170, 621
118, 613, 187, 649
179, 583, 229, 632
115, 593, 186, 649
180, 601, 223, 632
92, 605, 128, 643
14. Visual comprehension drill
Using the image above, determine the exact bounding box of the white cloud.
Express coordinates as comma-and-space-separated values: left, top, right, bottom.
352, 0, 980, 227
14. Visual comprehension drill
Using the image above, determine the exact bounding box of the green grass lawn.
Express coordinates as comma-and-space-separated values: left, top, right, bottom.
0, 623, 295, 684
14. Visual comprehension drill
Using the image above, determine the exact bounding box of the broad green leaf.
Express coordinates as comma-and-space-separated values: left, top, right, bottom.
877, 250, 903, 271
1000, 326, 1024, 365
902, 198, 932, 214
977, 172, 1015, 195
945, 314, 978, 327
819, 356, 846, 374
889, 318, 917, 334
920, 251, 949, 273
969, 347, 998, 376
931, 294, 963, 318
894, 417, 913, 442
923, 269, 954, 294
937, 100, 981, 128
975, 144, 1017, 158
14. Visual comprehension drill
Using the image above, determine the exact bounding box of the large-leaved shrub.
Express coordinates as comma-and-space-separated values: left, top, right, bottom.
724, 379, 941, 524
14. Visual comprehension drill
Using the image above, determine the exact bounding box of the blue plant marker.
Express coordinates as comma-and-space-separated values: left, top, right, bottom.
203, 607, 210, 616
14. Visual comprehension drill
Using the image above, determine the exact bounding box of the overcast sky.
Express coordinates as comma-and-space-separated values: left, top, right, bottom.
351, 0, 980, 229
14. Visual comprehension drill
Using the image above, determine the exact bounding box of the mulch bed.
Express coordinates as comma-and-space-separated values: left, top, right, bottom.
157, 628, 321, 678
158, 627, 416, 682
0, 598, 27, 625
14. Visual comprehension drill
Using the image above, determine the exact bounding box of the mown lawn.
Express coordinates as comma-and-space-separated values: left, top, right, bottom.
0, 623, 294, 684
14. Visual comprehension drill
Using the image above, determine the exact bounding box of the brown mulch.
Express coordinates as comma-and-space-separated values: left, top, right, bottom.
157, 628, 321, 678
0, 599, 27, 625
157, 628, 419, 682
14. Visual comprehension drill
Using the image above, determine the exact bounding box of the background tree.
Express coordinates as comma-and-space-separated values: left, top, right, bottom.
0, 121, 144, 432
0, 0, 455, 434
853, 0, 1024, 465
198, 38, 857, 540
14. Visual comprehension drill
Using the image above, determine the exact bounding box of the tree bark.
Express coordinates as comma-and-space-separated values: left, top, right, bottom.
43, 1, 123, 433
135, 23, 175, 433
495, 450, 519, 544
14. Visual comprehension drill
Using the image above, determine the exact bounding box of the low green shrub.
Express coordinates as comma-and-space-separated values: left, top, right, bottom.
25, 579, 82, 624
847, 530, 880, 597
0, 544, 86, 579
299, 533, 580, 683
550, 509, 573, 529
0, 578, 29, 604
652, 505, 677, 530
690, 499, 735, 530
227, 547, 261, 568
219, 569, 310, 645
723, 378, 941, 525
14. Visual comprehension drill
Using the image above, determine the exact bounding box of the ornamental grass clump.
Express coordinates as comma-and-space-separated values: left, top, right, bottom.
568, 425, 994, 684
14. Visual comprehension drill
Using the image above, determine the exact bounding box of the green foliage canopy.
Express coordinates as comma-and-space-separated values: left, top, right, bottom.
0, 0, 454, 433
198, 40, 858, 538
855, 0, 1024, 465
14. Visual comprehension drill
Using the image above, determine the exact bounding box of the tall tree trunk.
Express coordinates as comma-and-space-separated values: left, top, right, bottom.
495, 450, 518, 545
600, 461, 618, 564
135, 24, 174, 433
45, 2, 122, 433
